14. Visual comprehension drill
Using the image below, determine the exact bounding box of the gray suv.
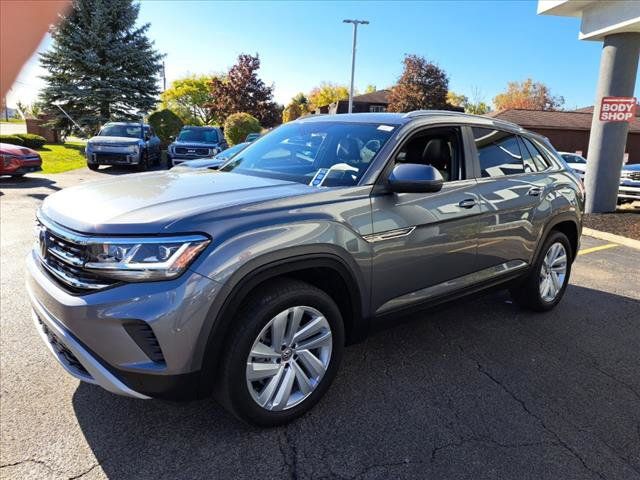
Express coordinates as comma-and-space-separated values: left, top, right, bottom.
86, 122, 161, 171
27, 111, 584, 426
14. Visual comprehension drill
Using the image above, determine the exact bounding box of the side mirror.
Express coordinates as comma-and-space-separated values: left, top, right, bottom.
386, 163, 444, 194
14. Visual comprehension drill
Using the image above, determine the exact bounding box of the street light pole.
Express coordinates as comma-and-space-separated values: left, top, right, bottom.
343, 19, 369, 114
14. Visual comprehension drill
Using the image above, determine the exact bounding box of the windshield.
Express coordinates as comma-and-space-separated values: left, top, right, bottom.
98, 124, 145, 138
219, 142, 247, 158
220, 122, 394, 186
561, 154, 586, 164
178, 128, 219, 143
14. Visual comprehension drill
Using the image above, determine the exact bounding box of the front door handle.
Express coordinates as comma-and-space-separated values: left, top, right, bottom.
528, 186, 543, 197
458, 198, 477, 209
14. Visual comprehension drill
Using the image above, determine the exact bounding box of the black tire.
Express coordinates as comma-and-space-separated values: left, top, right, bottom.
510, 230, 573, 312
216, 278, 345, 427
87, 163, 99, 171
135, 152, 149, 172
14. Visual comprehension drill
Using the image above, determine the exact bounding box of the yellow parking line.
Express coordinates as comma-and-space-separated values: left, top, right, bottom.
578, 243, 619, 256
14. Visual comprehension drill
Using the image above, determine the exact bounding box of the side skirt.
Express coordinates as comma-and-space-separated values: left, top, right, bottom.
373, 260, 528, 319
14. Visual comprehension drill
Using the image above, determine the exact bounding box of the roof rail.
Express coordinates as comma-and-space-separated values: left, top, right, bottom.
402, 109, 524, 131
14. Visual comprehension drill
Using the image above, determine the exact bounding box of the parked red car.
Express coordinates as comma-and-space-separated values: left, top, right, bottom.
0, 143, 42, 177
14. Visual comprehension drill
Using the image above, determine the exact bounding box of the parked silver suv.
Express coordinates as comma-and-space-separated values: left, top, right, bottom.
27, 112, 583, 426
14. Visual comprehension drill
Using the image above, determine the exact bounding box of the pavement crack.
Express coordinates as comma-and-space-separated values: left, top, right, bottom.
68, 462, 101, 480
0, 458, 57, 474
278, 426, 300, 480
434, 321, 609, 480
476, 362, 608, 480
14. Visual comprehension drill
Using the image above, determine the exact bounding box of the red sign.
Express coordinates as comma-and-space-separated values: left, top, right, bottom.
599, 97, 637, 122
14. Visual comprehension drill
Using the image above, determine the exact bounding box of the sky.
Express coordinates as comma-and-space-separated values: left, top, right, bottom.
6, 0, 637, 111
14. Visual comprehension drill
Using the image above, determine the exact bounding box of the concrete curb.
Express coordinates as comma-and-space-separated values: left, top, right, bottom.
583, 227, 640, 250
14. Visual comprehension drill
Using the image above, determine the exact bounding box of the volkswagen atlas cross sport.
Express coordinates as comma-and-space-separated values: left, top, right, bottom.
27, 111, 584, 426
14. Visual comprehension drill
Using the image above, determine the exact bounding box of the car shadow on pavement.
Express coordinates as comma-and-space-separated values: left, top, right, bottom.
0, 176, 61, 192
71, 285, 640, 480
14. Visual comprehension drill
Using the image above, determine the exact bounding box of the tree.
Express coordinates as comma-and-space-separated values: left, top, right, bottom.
465, 101, 490, 115
365, 84, 377, 94
282, 102, 303, 123
148, 109, 183, 148
224, 112, 261, 145
39, 0, 163, 136
208, 54, 281, 128
388, 55, 449, 113
446, 91, 468, 108
282, 92, 310, 123
307, 82, 349, 111
493, 78, 564, 111
161, 75, 219, 125
446, 90, 491, 115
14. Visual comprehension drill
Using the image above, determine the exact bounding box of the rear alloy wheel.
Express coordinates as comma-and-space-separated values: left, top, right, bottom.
510, 230, 572, 311
217, 279, 344, 426
539, 242, 567, 303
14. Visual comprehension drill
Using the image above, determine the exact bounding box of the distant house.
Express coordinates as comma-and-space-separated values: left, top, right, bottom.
314, 89, 464, 115
486, 107, 640, 165
315, 90, 392, 115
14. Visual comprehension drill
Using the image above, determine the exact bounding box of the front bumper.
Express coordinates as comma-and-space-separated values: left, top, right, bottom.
87, 151, 141, 165
31, 299, 150, 399
169, 154, 215, 166
26, 250, 222, 399
618, 183, 640, 201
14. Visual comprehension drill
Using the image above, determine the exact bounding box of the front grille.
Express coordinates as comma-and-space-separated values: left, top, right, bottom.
175, 147, 209, 156
37, 317, 92, 379
627, 171, 640, 181
93, 152, 131, 164
36, 218, 117, 292
123, 321, 166, 364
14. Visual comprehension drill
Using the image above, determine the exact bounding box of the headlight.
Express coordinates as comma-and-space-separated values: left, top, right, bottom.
620, 171, 631, 179
83, 235, 210, 281
128, 145, 140, 154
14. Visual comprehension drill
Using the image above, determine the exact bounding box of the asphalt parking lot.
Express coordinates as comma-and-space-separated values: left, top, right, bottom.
1, 169, 639, 480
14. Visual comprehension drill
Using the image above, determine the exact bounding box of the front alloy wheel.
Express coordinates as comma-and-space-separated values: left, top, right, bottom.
246, 306, 332, 411
216, 279, 344, 426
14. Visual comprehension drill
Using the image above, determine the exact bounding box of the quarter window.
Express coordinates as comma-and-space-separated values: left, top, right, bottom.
517, 137, 538, 173
472, 127, 524, 177
521, 137, 552, 171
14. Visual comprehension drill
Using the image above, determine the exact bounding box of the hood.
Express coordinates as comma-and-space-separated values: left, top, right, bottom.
88, 136, 141, 145
622, 163, 640, 172
41, 170, 313, 234
172, 140, 220, 146
0, 142, 39, 156
172, 158, 223, 170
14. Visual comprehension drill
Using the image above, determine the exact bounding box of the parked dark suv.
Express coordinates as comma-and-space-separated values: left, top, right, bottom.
27, 111, 583, 426
167, 126, 227, 167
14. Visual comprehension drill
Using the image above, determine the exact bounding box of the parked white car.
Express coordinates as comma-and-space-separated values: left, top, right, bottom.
559, 152, 587, 180
560, 152, 640, 204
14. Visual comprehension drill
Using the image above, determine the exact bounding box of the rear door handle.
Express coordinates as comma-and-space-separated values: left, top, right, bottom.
528, 186, 543, 197
458, 198, 477, 209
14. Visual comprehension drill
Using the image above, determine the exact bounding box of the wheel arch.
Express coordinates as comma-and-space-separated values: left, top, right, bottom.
534, 213, 581, 263
195, 247, 368, 397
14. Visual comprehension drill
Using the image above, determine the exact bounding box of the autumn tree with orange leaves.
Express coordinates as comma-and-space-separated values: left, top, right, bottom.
493, 79, 564, 111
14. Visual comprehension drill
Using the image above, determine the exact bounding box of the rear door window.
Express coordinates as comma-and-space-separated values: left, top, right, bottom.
472, 127, 524, 177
